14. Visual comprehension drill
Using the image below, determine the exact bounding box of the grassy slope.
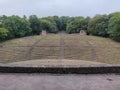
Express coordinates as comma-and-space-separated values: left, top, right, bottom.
0, 34, 120, 64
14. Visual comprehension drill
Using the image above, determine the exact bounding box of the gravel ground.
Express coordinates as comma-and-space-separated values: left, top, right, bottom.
0, 74, 120, 90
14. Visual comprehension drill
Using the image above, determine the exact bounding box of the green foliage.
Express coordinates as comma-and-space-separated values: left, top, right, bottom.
0, 15, 7, 28
66, 20, 80, 33
29, 15, 41, 35
0, 12, 120, 42
59, 16, 70, 30
88, 15, 109, 37
81, 17, 91, 30
0, 28, 9, 41
108, 12, 120, 41
40, 18, 58, 33
66, 17, 90, 33
40, 19, 49, 30
2, 15, 32, 38
50, 16, 61, 30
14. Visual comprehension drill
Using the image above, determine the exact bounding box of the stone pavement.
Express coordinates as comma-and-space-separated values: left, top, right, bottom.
0, 74, 120, 90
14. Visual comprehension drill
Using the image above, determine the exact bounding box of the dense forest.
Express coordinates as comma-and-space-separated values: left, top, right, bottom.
0, 12, 120, 42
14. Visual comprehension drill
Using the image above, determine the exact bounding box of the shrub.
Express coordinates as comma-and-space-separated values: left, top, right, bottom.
0, 28, 9, 41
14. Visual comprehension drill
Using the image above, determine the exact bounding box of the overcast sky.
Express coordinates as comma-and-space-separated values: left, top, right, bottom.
0, 0, 120, 17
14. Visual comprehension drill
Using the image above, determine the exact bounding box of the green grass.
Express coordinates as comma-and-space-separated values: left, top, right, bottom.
0, 34, 120, 64
1, 35, 43, 46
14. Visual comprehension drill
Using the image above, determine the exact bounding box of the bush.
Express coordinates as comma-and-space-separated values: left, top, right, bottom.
40, 19, 58, 33
108, 13, 120, 41
29, 15, 41, 35
2, 15, 32, 38
66, 17, 90, 34
88, 15, 109, 37
0, 28, 9, 41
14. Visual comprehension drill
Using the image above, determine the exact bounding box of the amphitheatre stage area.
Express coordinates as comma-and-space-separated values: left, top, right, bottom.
0, 33, 120, 90
0, 33, 120, 65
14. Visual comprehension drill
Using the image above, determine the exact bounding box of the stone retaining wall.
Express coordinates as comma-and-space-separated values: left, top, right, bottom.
0, 64, 120, 74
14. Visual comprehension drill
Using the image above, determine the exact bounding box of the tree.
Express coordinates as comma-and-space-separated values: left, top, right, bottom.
2, 15, 32, 38
0, 15, 7, 28
40, 19, 58, 33
108, 12, 120, 41
40, 16, 59, 33
29, 15, 41, 35
81, 17, 91, 30
66, 16, 89, 33
59, 16, 70, 31
88, 15, 109, 37
0, 28, 9, 41
66, 21, 79, 33
50, 16, 61, 30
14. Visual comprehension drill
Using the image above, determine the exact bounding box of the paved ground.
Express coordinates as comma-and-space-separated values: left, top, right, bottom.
0, 74, 120, 90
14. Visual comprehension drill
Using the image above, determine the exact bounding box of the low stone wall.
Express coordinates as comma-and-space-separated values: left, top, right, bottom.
0, 64, 120, 74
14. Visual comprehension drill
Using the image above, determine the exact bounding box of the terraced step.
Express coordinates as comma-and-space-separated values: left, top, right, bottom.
9, 59, 104, 67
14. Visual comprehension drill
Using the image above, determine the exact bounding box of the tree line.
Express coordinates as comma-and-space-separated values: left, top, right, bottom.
0, 12, 120, 42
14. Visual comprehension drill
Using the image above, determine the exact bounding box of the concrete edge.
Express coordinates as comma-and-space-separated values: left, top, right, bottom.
0, 64, 120, 74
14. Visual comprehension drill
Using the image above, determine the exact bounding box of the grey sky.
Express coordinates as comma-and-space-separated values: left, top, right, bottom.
0, 0, 120, 17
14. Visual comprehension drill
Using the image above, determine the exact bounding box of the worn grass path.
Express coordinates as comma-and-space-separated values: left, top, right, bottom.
25, 36, 47, 60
